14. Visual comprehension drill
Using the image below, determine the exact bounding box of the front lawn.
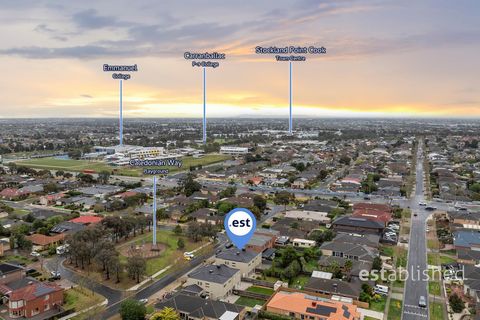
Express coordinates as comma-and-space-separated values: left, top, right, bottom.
380, 246, 394, 257
64, 287, 104, 311
388, 299, 403, 320
439, 255, 456, 265
430, 302, 445, 320
369, 295, 387, 312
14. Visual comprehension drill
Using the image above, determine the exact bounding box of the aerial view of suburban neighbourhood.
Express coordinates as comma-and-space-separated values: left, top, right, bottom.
1, 1, 479, 320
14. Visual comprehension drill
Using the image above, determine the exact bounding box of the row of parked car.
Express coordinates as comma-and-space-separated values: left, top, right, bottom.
382, 221, 400, 244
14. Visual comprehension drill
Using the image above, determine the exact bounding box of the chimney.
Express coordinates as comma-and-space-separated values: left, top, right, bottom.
333, 283, 338, 293
236, 251, 240, 255
312, 302, 317, 307
209, 269, 213, 273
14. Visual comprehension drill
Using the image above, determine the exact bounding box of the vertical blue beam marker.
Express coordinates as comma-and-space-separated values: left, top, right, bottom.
203, 67, 207, 144
289, 62, 292, 135
119, 79, 123, 146
152, 176, 157, 246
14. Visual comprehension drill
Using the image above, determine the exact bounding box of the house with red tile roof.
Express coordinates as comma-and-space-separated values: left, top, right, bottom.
69, 215, 103, 225
26, 233, 65, 251
0, 188, 27, 200
115, 191, 139, 199
266, 289, 361, 320
6, 279, 64, 318
39, 193, 65, 206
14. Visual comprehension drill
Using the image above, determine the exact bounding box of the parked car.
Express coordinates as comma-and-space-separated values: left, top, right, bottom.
418, 295, 427, 307
30, 251, 41, 257
138, 298, 148, 304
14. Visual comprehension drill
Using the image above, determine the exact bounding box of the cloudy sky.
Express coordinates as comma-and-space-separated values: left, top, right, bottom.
0, 0, 479, 118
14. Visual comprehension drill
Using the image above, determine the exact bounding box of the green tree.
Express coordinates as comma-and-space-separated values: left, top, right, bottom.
119, 299, 146, 320
181, 174, 201, 196
253, 195, 267, 212
43, 182, 58, 193
372, 256, 382, 271
98, 170, 111, 184
173, 225, 182, 235
449, 293, 465, 313
274, 191, 293, 211
150, 307, 180, 320
177, 238, 185, 250
217, 202, 236, 215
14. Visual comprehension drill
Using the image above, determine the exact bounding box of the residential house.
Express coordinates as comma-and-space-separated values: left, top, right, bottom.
26, 234, 65, 251
320, 240, 378, 263
184, 264, 241, 299
214, 248, 261, 277
265, 289, 360, 320
332, 217, 385, 235
246, 229, 279, 253
285, 210, 331, 224
0, 276, 64, 319
0, 263, 25, 285
190, 208, 222, 225
304, 277, 365, 301
453, 230, 480, 250
39, 193, 65, 206
69, 215, 103, 226
155, 293, 246, 320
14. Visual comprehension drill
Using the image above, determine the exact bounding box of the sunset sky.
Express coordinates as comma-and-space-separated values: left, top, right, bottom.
0, 0, 479, 118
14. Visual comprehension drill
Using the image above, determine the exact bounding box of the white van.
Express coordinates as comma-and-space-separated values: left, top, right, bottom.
374, 285, 389, 296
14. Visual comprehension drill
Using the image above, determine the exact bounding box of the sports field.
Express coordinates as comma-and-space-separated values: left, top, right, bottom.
15, 154, 230, 177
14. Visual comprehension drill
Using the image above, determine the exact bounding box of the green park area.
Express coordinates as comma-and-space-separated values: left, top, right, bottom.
117, 229, 209, 277
15, 154, 230, 177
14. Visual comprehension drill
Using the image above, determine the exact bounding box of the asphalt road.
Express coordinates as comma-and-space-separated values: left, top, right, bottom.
402, 141, 429, 320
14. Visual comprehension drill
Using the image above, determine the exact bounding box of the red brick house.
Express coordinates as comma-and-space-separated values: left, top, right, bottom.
7, 281, 64, 318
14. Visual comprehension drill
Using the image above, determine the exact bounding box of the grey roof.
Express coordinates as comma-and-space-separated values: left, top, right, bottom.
453, 230, 480, 248
188, 264, 239, 284
216, 248, 259, 263
320, 241, 378, 262
0, 263, 23, 276
334, 233, 380, 248
333, 216, 384, 229
155, 293, 244, 319
304, 277, 364, 299
181, 284, 204, 295
247, 234, 271, 247
6, 277, 38, 290
448, 211, 480, 221
51, 221, 86, 234
77, 185, 122, 196
457, 248, 480, 262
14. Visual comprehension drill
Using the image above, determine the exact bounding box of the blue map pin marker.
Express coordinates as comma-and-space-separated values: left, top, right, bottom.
224, 208, 256, 250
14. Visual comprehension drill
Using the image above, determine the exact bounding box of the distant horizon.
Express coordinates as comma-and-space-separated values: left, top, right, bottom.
0, 1, 479, 118
1, 115, 480, 120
